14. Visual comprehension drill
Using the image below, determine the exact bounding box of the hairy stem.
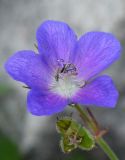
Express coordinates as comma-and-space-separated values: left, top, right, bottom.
73, 104, 119, 160
97, 138, 119, 160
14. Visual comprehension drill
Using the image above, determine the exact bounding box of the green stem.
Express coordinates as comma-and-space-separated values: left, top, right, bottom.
97, 138, 119, 160
73, 104, 119, 160
73, 104, 98, 133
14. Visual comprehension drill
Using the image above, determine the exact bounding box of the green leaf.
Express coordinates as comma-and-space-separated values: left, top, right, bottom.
0, 133, 22, 160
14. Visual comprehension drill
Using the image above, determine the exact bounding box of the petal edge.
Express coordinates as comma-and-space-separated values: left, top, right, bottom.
36, 20, 77, 66
27, 90, 68, 116
5, 50, 51, 89
72, 32, 121, 80
72, 75, 119, 108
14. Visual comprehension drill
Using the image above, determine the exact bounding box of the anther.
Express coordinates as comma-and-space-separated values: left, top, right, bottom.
57, 59, 64, 67
55, 59, 78, 82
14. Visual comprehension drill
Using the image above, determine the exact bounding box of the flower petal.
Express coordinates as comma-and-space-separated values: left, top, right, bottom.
27, 89, 68, 116
72, 75, 119, 108
71, 32, 121, 80
5, 50, 51, 89
36, 20, 77, 66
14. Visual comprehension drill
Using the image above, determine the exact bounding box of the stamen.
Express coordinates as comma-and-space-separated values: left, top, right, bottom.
55, 59, 78, 81
62, 63, 77, 74
57, 59, 64, 68
51, 59, 86, 98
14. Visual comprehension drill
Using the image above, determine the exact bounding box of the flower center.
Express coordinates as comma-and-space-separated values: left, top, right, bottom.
50, 59, 86, 98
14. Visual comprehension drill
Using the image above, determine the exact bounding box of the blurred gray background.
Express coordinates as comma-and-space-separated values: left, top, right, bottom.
0, 0, 125, 160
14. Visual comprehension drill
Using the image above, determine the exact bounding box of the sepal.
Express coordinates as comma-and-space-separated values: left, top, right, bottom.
56, 117, 95, 153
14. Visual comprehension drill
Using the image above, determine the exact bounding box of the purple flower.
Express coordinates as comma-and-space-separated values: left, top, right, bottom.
5, 20, 121, 116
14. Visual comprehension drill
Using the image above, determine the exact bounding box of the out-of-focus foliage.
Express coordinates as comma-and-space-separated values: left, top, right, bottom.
64, 150, 96, 160
0, 83, 14, 97
0, 133, 22, 160
66, 154, 86, 160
